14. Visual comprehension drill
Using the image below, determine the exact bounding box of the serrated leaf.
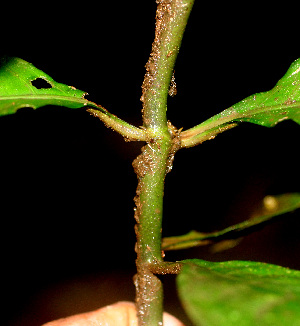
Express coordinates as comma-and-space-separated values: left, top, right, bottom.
162, 193, 300, 251
177, 259, 300, 326
181, 58, 300, 147
0, 57, 100, 116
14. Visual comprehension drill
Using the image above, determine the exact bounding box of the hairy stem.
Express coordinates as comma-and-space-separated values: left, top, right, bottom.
133, 0, 194, 325
141, 0, 195, 132
133, 138, 172, 326
88, 108, 147, 141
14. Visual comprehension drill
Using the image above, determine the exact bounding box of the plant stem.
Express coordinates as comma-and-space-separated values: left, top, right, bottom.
141, 0, 195, 132
88, 107, 147, 141
133, 0, 194, 325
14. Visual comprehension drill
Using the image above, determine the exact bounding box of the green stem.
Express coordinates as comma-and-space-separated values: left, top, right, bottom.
181, 122, 238, 148
88, 107, 147, 141
133, 137, 172, 326
141, 0, 195, 132
133, 0, 194, 325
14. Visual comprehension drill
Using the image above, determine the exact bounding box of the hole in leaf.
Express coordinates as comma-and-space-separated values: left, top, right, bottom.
31, 78, 52, 89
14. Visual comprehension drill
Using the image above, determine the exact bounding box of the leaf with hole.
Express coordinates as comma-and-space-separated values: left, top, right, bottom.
181, 58, 300, 147
0, 57, 147, 141
177, 259, 300, 326
0, 57, 102, 116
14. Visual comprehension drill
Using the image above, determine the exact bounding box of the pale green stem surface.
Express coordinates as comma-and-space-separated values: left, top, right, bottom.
88, 108, 147, 141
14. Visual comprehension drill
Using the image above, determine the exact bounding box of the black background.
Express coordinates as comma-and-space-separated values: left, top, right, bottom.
1, 1, 300, 325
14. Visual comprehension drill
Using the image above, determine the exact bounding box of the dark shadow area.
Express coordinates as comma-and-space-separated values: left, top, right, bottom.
0, 2, 299, 326
31, 78, 52, 89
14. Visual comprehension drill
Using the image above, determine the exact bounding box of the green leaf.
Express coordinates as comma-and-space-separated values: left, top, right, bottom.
162, 193, 300, 251
177, 259, 300, 326
0, 57, 100, 116
181, 58, 300, 147
0, 57, 147, 141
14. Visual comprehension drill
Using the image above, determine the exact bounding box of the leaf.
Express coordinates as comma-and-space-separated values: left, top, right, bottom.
162, 193, 300, 251
177, 259, 300, 326
0, 57, 147, 141
181, 58, 300, 147
0, 57, 102, 116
